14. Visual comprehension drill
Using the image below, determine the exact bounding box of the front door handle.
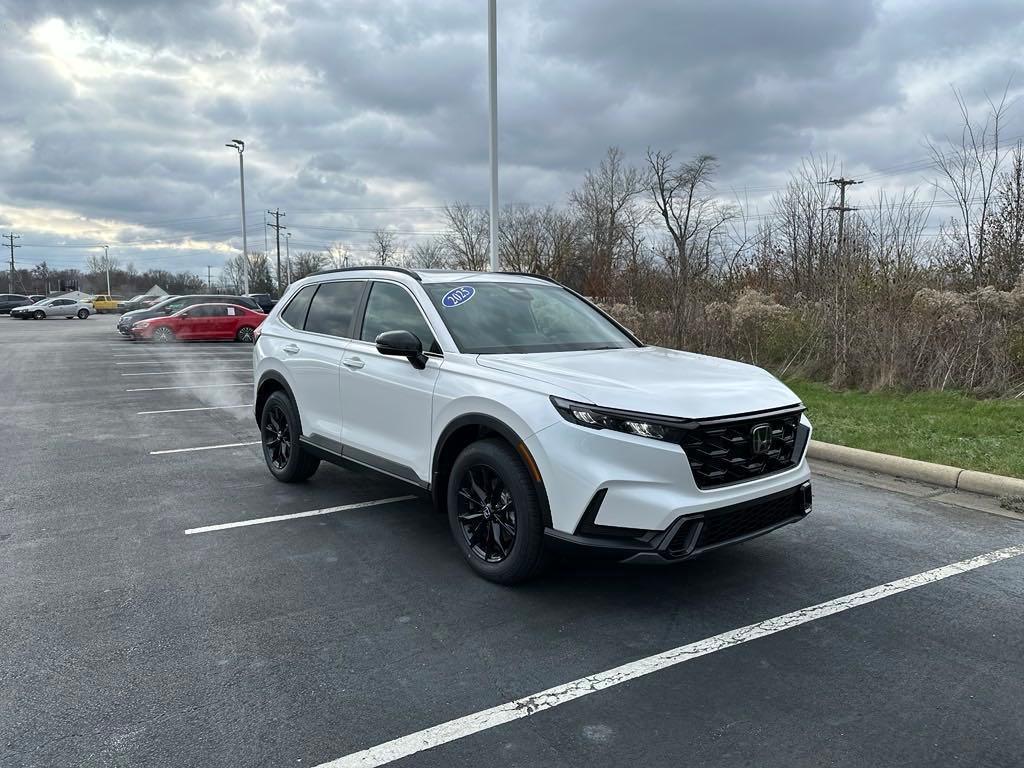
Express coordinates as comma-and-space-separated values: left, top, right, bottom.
342, 357, 365, 370
282, 343, 300, 354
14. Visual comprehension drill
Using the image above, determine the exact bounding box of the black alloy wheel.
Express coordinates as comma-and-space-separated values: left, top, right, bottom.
446, 438, 546, 584
236, 325, 255, 343
263, 402, 292, 471
456, 464, 518, 563
259, 390, 320, 482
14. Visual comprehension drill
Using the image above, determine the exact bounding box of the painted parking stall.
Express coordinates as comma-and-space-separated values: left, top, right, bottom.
2, 312, 1023, 768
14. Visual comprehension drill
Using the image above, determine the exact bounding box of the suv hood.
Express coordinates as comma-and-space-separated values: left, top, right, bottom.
476, 346, 801, 419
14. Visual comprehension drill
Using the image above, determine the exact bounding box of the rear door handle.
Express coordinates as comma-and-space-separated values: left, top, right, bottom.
342, 356, 365, 370
282, 343, 300, 354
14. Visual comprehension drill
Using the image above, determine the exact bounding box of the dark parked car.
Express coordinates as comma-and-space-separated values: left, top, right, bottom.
118, 294, 170, 313
28, 295, 46, 304
0, 294, 33, 314
244, 293, 277, 313
117, 294, 262, 336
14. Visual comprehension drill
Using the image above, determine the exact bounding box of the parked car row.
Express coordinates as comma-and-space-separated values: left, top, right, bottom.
118, 294, 266, 343
0, 294, 47, 313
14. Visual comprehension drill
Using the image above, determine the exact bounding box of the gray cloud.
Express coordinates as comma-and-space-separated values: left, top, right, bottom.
1, 0, 1023, 273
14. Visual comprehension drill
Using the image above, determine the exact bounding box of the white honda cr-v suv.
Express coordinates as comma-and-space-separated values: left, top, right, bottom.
253, 267, 812, 583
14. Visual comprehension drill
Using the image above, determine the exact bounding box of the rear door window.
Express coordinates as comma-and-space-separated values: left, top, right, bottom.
303, 281, 365, 337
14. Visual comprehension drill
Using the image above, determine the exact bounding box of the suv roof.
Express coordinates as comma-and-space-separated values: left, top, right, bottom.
311, 266, 558, 285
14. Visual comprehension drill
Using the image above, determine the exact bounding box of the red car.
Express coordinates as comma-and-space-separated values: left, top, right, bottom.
130, 303, 266, 343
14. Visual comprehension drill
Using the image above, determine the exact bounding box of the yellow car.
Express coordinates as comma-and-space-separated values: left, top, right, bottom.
92, 294, 125, 314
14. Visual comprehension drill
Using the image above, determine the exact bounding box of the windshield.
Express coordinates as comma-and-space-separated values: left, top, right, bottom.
424, 281, 638, 354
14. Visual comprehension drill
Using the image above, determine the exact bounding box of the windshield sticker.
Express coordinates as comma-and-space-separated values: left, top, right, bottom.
441, 285, 475, 308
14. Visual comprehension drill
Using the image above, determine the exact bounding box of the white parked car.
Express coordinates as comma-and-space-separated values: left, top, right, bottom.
253, 268, 813, 583
11, 297, 93, 320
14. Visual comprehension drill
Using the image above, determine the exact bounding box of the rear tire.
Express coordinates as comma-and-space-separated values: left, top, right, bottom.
235, 325, 255, 343
260, 390, 320, 482
446, 438, 545, 584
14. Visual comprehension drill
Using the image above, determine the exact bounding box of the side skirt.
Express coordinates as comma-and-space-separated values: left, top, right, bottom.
299, 435, 430, 490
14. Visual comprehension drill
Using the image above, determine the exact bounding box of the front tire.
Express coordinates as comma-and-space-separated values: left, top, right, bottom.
77, 309, 89, 319
260, 391, 320, 482
447, 438, 545, 584
152, 327, 175, 343
33, 310, 44, 320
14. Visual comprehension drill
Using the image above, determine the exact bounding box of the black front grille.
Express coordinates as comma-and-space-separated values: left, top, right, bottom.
695, 490, 804, 551
679, 409, 807, 489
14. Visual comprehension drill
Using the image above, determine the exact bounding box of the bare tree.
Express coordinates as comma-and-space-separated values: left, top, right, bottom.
927, 84, 1012, 286
292, 251, 328, 280
570, 147, 643, 298
500, 204, 545, 273
442, 203, 490, 270
645, 150, 735, 346
986, 140, 1024, 289
371, 228, 400, 266
409, 239, 449, 269
327, 243, 352, 269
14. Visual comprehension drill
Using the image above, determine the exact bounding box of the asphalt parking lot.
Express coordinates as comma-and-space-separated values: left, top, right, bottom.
2, 313, 1023, 768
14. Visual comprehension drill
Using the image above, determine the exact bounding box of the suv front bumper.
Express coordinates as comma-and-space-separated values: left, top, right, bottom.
543, 482, 812, 562
525, 413, 813, 535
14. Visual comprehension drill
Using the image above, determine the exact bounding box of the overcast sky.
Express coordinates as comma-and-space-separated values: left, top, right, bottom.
1, 0, 1023, 276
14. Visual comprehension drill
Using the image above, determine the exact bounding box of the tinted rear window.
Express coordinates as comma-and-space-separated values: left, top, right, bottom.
303, 281, 364, 337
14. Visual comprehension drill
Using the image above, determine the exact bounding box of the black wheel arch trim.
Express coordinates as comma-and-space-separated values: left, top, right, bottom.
432, 413, 552, 528
255, 371, 298, 428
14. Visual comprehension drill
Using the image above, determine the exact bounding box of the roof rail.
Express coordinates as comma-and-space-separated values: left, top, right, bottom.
313, 265, 422, 281
494, 271, 562, 285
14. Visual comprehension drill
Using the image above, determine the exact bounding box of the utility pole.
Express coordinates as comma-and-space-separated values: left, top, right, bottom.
207, 265, 213, 292
820, 177, 861, 384
4, 233, 20, 293
267, 208, 286, 295
285, 231, 291, 285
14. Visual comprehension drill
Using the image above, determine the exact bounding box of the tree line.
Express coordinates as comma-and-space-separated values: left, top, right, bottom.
18, 90, 1022, 395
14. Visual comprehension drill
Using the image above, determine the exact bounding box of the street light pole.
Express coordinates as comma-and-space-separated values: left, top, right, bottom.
226, 140, 249, 293
102, 245, 110, 295
487, 0, 499, 272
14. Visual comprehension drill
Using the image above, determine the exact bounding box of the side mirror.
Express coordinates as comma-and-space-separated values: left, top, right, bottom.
375, 330, 427, 369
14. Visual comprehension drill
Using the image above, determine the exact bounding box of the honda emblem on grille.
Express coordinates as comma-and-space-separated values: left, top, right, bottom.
750, 424, 772, 455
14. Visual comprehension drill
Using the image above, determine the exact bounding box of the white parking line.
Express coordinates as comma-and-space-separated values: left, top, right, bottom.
183, 495, 417, 534
121, 368, 251, 377
137, 404, 254, 415
316, 544, 1024, 768
150, 440, 260, 455
111, 353, 252, 358
126, 382, 252, 392
117, 360, 250, 365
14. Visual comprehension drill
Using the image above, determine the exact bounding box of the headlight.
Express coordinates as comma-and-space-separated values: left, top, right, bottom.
134, 320, 151, 328
550, 396, 681, 441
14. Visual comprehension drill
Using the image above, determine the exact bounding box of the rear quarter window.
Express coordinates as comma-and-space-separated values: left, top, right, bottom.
280, 284, 318, 329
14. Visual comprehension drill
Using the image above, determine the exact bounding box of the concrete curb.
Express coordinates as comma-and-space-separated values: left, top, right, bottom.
807, 440, 1024, 498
